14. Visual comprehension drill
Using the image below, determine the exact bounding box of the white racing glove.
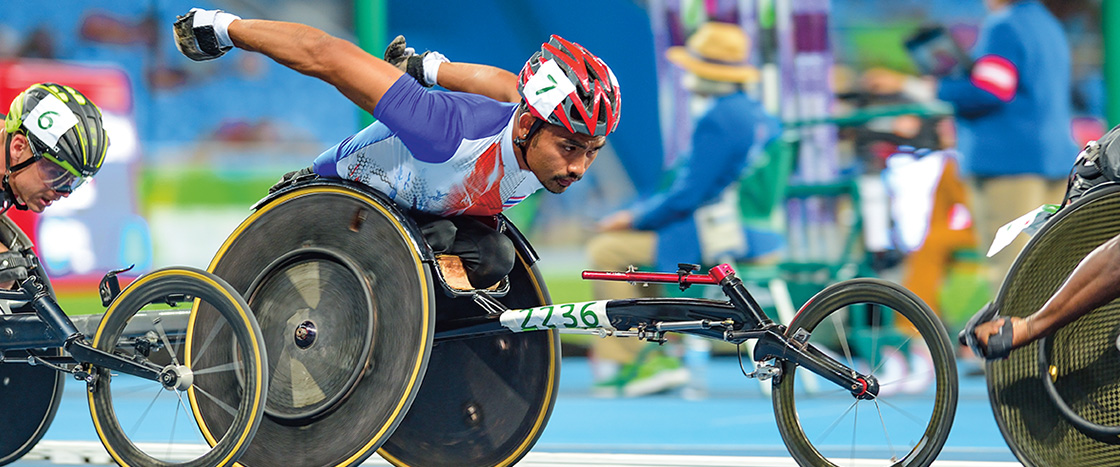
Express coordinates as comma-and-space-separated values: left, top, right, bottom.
173, 8, 242, 61
383, 35, 448, 87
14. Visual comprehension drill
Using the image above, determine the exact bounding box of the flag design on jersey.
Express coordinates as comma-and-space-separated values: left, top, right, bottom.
446, 142, 505, 216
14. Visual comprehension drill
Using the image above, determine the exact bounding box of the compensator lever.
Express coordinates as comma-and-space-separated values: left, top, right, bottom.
99, 265, 135, 307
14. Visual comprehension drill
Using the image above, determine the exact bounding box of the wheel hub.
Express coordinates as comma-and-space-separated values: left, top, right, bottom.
246, 247, 375, 423
852, 374, 880, 400
294, 320, 317, 349
160, 365, 193, 391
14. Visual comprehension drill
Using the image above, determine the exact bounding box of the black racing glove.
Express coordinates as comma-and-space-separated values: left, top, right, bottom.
0, 250, 31, 284
269, 166, 317, 194
173, 8, 242, 62
959, 302, 1014, 360
383, 35, 447, 87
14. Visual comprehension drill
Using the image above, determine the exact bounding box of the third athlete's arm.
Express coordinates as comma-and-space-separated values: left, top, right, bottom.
1023, 234, 1120, 341
977, 233, 1120, 347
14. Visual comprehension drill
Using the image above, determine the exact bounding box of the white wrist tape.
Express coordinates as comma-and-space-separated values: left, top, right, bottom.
423, 51, 449, 87
191, 8, 242, 48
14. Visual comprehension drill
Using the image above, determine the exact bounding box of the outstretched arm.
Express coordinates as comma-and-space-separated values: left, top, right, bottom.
383, 35, 519, 103
227, 19, 403, 114
175, 10, 404, 115
975, 233, 1120, 347
436, 62, 520, 103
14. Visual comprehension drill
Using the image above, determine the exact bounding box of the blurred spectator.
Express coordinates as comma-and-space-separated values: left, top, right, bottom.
863, 0, 1076, 293
587, 22, 781, 397
80, 12, 156, 46
883, 147, 985, 334
18, 27, 55, 59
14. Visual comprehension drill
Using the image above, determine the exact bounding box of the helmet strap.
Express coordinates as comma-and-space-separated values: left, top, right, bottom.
2, 132, 32, 212
514, 118, 545, 157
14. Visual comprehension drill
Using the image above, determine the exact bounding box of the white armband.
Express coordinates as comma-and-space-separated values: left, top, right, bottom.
423, 51, 450, 87
190, 8, 242, 48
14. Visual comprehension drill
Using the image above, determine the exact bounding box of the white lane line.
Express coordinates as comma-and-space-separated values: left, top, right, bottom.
26, 441, 1021, 467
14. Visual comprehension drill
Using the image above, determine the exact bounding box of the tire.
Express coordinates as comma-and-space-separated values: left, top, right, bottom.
379, 253, 559, 467
772, 278, 958, 466
88, 267, 268, 467
1037, 333, 1120, 444
203, 183, 434, 467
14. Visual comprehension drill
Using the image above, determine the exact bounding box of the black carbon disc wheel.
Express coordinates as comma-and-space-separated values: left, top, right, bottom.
379, 254, 560, 467
0, 348, 64, 466
88, 267, 267, 467
772, 278, 958, 466
202, 183, 434, 467
985, 183, 1120, 465
0, 235, 64, 466
1038, 333, 1120, 444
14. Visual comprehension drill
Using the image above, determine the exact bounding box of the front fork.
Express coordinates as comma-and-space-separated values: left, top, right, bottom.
736, 326, 880, 400
22, 275, 166, 388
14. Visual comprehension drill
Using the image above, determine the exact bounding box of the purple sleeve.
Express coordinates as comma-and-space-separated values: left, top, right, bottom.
372, 76, 517, 163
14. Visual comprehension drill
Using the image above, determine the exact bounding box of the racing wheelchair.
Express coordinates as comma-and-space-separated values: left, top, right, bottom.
0, 216, 269, 467
197, 177, 958, 467
978, 182, 1120, 465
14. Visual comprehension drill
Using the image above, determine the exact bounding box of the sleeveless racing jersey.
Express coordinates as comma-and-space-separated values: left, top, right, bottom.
311, 75, 543, 216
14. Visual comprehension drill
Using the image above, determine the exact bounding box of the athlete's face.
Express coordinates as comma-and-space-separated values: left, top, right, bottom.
521, 123, 606, 194
6, 133, 70, 213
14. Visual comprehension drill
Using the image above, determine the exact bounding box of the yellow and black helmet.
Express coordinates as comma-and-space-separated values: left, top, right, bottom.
5, 82, 109, 185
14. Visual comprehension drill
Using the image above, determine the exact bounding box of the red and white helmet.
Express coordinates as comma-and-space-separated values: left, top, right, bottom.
517, 35, 621, 137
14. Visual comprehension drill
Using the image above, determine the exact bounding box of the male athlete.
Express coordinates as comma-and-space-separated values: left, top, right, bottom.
174, 8, 621, 287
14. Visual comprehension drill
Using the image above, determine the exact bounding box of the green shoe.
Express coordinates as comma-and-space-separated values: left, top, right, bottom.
591, 373, 627, 398
620, 354, 690, 397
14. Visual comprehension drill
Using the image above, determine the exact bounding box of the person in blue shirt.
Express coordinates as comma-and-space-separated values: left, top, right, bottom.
587, 22, 781, 397
864, 0, 1076, 293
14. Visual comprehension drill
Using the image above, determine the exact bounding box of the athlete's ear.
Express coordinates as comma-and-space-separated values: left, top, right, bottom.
516, 110, 536, 139
8, 133, 29, 164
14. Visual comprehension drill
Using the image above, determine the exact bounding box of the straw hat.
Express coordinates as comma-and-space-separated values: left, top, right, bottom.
666, 22, 759, 83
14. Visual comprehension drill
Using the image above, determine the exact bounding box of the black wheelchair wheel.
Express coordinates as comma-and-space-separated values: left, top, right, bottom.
0, 349, 64, 466
1038, 333, 1120, 444
202, 182, 434, 467
772, 278, 958, 466
378, 252, 560, 467
986, 183, 1120, 465
88, 267, 267, 467
0, 217, 64, 466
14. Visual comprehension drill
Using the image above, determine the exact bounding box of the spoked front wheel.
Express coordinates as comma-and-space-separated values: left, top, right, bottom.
772, 278, 958, 466
88, 267, 267, 467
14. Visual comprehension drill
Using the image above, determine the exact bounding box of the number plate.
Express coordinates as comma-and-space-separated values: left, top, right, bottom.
499, 300, 612, 333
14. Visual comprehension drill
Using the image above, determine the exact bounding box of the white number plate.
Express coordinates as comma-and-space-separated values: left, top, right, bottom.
499, 300, 612, 333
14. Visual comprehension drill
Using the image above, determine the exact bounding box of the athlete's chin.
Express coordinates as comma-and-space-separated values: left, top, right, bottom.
546, 177, 577, 194
18, 196, 45, 212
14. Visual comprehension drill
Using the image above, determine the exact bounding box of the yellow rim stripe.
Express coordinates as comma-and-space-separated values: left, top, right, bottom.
89, 268, 265, 467
201, 186, 431, 467
377, 253, 557, 467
